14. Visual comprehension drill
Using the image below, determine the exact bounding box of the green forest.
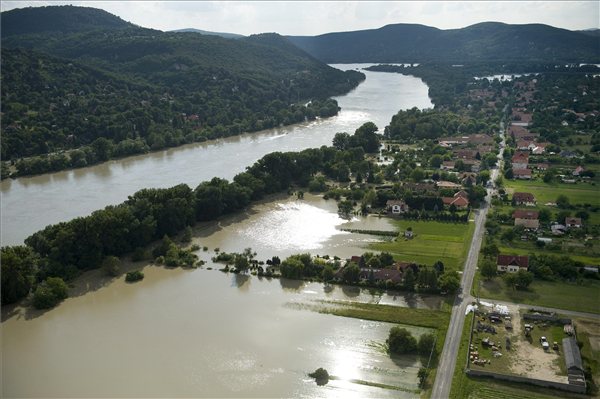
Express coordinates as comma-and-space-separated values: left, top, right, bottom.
1, 6, 364, 177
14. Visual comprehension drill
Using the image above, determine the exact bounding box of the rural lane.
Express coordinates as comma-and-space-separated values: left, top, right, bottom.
430, 121, 505, 398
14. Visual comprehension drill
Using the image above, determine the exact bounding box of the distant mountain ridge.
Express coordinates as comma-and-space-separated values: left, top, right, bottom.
170, 28, 244, 39
288, 22, 600, 63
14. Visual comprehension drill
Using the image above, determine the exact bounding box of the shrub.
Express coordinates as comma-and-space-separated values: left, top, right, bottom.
125, 270, 144, 282
32, 277, 69, 309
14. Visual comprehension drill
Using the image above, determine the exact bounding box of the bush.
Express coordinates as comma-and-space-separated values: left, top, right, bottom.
125, 270, 144, 282
387, 326, 417, 354
101, 256, 121, 277
417, 333, 436, 357
32, 277, 69, 309
308, 367, 329, 385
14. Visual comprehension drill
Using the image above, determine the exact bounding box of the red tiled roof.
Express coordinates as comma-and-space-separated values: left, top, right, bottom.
512, 192, 535, 202
497, 254, 529, 268
513, 209, 539, 219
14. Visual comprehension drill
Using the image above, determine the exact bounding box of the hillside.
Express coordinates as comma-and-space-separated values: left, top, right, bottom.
1, 6, 364, 174
288, 22, 600, 63
0, 5, 135, 37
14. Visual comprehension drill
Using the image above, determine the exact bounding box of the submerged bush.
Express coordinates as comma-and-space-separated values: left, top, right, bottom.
125, 270, 144, 283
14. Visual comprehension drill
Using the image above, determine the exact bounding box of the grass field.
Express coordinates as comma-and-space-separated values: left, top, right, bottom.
497, 242, 600, 266
504, 179, 598, 206
371, 219, 475, 271
475, 275, 600, 314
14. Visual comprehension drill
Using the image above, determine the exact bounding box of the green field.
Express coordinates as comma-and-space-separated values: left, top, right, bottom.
504, 179, 599, 205
371, 219, 475, 271
497, 242, 600, 266
475, 275, 600, 314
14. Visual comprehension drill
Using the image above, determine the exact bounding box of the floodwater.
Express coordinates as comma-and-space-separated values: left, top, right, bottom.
0, 64, 432, 246
2, 193, 443, 398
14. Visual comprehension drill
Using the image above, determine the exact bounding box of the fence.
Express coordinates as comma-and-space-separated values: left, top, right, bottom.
465, 369, 586, 394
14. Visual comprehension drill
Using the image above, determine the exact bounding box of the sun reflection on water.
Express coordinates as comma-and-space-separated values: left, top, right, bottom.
240, 201, 349, 250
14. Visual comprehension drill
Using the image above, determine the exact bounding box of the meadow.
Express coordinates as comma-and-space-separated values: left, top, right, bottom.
371, 219, 475, 271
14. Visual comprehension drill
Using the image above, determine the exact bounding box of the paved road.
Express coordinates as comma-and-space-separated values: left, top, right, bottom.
430, 122, 506, 398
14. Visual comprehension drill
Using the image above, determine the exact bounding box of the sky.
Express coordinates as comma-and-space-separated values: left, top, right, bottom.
1, 1, 599, 36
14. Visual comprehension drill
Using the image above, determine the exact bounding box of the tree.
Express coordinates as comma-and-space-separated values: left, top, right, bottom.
538, 208, 552, 224
322, 265, 334, 282
417, 333, 436, 357
280, 257, 304, 279
478, 170, 491, 185
515, 269, 534, 289
429, 154, 443, 168
556, 195, 570, 209
338, 200, 353, 216
482, 242, 499, 259
1, 246, 38, 305
234, 254, 250, 273
411, 168, 425, 182
387, 326, 417, 354
438, 271, 460, 294
101, 256, 121, 277
32, 277, 69, 309
480, 259, 497, 280
403, 267, 416, 291
342, 263, 360, 283
543, 169, 556, 183
332, 132, 351, 150
418, 367, 429, 389
503, 272, 518, 290
575, 210, 590, 221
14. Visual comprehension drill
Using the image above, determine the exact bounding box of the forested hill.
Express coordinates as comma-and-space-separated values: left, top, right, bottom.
288, 22, 600, 63
0, 6, 364, 176
1, 5, 135, 37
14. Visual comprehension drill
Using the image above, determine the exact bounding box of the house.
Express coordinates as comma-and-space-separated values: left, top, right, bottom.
436, 181, 462, 189
454, 190, 469, 199
394, 261, 419, 274
551, 224, 566, 235
442, 195, 469, 209
513, 168, 532, 180
459, 172, 478, 185
513, 209, 539, 229
511, 152, 529, 169
496, 254, 529, 273
440, 161, 455, 171
386, 200, 409, 214
565, 217, 582, 229
563, 337, 586, 389
454, 149, 478, 160
572, 166, 584, 176
468, 134, 494, 145
512, 192, 536, 206
462, 159, 481, 173
516, 140, 535, 151
358, 268, 404, 284
531, 143, 548, 155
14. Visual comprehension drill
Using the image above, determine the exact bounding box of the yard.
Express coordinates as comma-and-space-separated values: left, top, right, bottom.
451, 309, 579, 399
504, 179, 598, 206
370, 219, 475, 271
475, 275, 600, 315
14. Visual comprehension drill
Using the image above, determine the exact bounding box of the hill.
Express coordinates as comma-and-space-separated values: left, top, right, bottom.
288, 22, 600, 63
170, 28, 244, 39
0, 5, 135, 37
1, 6, 364, 174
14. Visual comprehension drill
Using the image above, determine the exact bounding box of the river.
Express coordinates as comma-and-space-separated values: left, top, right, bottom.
0, 64, 432, 246
2, 64, 435, 398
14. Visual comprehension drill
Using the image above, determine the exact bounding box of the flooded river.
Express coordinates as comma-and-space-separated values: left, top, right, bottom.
2, 65, 436, 398
0, 64, 432, 246
2, 194, 443, 398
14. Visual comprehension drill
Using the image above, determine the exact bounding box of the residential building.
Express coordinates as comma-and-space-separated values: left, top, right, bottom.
386, 200, 409, 214
512, 192, 536, 206
511, 152, 529, 169
513, 168, 532, 180
513, 209, 539, 229
496, 254, 529, 273
565, 217, 582, 229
